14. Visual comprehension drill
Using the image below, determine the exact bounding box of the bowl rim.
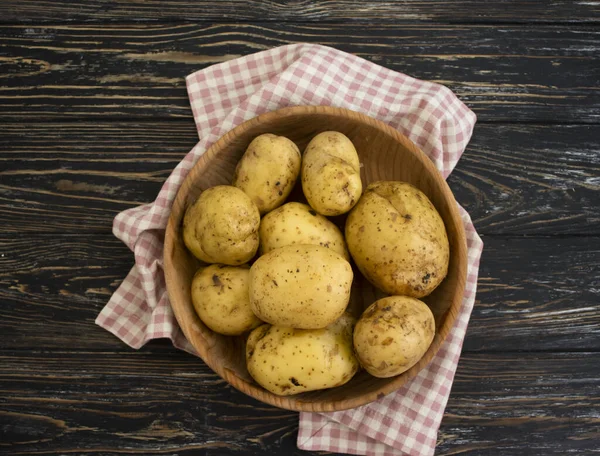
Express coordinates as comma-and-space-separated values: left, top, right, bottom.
164, 105, 467, 412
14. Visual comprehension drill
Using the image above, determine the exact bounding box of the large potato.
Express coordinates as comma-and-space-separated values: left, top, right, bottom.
246, 313, 359, 395
301, 131, 362, 216
233, 133, 301, 214
259, 202, 349, 260
249, 244, 353, 329
353, 296, 435, 378
345, 181, 449, 297
183, 185, 260, 265
191, 264, 262, 336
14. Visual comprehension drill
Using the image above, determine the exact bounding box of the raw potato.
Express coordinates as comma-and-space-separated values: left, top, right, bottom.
246, 313, 359, 395
233, 133, 301, 214
353, 296, 435, 378
301, 131, 362, 216
183, 185, 260, 265
346, 181, 449, 298
259, 202, 349, 260
249, 244, 353, 329
191, 264, 262, 336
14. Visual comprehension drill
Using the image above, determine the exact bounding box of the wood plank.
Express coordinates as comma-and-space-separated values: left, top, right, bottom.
1, 350, 598, 455
0, 350, 304, 455
0, 121, 196, 233
1, 234, 599, 352
1, 1, 598, 24
471, 236, 600, 352
1, 122, 598, 235
0, 24, 598, 122
448, 123, 600, 235
440, 352, 600, 455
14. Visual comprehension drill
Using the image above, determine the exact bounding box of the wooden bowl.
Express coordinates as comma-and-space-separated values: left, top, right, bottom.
164, 106, 467, 412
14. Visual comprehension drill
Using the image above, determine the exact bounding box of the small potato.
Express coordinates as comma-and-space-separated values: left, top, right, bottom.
183, 185, 260, 265
259, 202, 349, 260
191, 264, 262, 336
249, 244, 353, 329
345, 181, 449, 298
233, 133, 301, 214
354, 296, 435, 378
246, 313, 359, 395
301, 131, 362, 216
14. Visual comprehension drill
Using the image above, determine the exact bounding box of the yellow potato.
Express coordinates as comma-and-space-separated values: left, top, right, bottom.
191, 264, 262, 336
233, 133, 301, 214
345, 181, 449, 297
301, 131, 362, 216
183, 185, 260, 265
246, 313, 359, 395
249, 244, 353, 329
259, 202, 349, 260
353, 296, 435, 378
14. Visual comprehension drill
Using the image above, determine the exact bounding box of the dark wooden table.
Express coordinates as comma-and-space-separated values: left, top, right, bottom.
2, 2, 599, 455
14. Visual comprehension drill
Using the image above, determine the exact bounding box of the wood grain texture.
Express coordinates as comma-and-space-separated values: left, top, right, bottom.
1, 233, 598, 352
0, 0, 598, 451
1, 350, 598, 455
2, 122, 598, 235
438, 352, 600, 455
448, 123, 600, 235
0, 121, 195, 233
1, 1, 599, 24
0, 24, 599, 122
472, 236, 600, 352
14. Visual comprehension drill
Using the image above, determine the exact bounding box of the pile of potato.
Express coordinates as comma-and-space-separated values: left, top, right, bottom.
183, 131, 449, 396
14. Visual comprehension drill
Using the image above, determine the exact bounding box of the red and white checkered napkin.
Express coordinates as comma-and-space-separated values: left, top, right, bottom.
96, 43, 482, 456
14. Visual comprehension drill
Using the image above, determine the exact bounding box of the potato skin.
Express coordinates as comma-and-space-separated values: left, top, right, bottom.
353, 296, 435, 378
183, 185, 260, 265
301, 131, 362, 216
233, 133, 301, 214
191, 264, 262, 336
259, 202, 349, 260
345, 181, 449, 298
249, 244, 353, 329
246, 313, 359, 395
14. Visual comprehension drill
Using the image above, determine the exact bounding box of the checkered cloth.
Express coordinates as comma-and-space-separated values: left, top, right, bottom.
96, 44, 482, 456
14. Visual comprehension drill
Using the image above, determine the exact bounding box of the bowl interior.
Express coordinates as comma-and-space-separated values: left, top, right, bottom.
164, 106, 467, 412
